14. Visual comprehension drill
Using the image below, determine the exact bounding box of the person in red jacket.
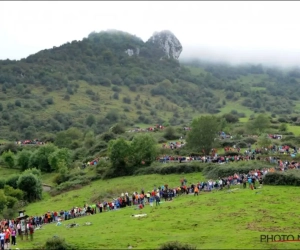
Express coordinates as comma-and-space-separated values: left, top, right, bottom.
5, 228, 10, 248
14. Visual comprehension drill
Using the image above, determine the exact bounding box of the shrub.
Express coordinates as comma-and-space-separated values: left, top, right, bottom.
5, 175, 20, 189
49, 175, 93, 196
242, 137, 257, 144
159, 241, 196, 250
158, 137, 167, 143
236, 141, 247, 148
219, 140, 236, 147
44, 236, 76, 250
45, 97, 54, 105
0, 179, 5, 189
134, 163, 206, 176
2, 150, 15, 168
5, 196, 18, 209
202, 161, 273, 179
263, 170, 300, 186
96, 160, 111, 175
164, 127, 179, 140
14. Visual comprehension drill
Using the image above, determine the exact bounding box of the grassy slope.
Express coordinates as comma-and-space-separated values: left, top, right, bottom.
16, 179, 300, 250
0, 81, 187, 136
23, 172, 204, 215
1, 65, 283, 139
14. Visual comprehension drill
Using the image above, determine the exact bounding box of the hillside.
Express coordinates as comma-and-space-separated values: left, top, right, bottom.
13, 172, 300, 250
1, 29, 300, 140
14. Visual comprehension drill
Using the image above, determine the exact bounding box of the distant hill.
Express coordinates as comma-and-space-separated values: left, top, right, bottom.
0, 29, 300, 140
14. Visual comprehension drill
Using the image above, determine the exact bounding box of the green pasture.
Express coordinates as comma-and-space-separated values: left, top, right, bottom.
0, 167, 20, 177
23, 173, 205, 215
16, 183, 300, 250
219, 102, 254, 117
286, 124, 300, 136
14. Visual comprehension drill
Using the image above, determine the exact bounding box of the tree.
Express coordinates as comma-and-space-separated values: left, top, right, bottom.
279, 123, 288, 132
0, 191, 7, 212
48, 148, 71, 172
23, 168, 42, 177
186, 116, 220, 155
247, 114, 270, 135
54, 127, 83, 149
16, 150, 32, 171
257, 134, 272, 149
108, 138, 131, 175
1, 150, 15, 168
164, 126, 178, 140
130, 134, 158, 169
86, 114, 96, 127
5, 174, 20, 189
222, 113, 239, 123
83, 130, 96, 148
17, 173, 42, 202
111, 123, 125, 134
3, 185, 23, 200
28, 144, 58, 172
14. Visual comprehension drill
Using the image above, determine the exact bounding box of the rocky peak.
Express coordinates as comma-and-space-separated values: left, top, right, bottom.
148, 30, 183, 60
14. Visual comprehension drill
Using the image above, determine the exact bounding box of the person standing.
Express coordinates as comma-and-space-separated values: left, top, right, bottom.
5, 228, 10, 249
194, 186, 199, 196
11, 228, 16, 246
29, 225, 34, 241
0, 230, 5, 250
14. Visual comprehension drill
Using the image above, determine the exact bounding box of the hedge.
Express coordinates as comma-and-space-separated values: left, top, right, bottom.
134, 163, 207, 176
263, 170, 300, 186
202, 161, 274, 179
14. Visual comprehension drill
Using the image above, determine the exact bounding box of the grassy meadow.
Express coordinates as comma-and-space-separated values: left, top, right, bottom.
14, 179, 300, 250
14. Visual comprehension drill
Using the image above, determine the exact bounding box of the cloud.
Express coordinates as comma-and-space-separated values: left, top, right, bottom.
1, 1, 300, 67
180, 45, 300, 67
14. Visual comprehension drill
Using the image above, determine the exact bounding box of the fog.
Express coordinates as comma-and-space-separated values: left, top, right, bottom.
180, 45, 300, 68
1, 1, 300, 68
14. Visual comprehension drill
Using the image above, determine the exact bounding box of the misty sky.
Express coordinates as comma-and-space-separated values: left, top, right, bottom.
1, 1, 300, 66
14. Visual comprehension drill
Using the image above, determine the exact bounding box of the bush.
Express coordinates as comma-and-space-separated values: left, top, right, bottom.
44, 236, 76, 250
5, 196, 18, 209
219, 140, 236, 147
242, 137, 257, 144
159, 241, 196, 250
6, 175, 20, 189
236, 141, 247, 148
164, 127, 179, 140
96, 160, 111, 175
49, 175, 93, 196
158, 137, 167, 143
263, 170, 300, 186
134, 163, 206, 176
202, 161, 273, 179
0, 179, 5, 189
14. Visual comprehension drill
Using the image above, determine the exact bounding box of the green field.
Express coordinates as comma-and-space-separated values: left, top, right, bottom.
286, 124, 300, 136
15, 176, 300, 250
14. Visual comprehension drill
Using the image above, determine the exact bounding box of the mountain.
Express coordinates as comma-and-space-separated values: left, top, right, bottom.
0, 29, 300, 141
147, 30, 183, 59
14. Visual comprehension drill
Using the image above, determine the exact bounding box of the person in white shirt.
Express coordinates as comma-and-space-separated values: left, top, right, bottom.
0, 230, 5, 250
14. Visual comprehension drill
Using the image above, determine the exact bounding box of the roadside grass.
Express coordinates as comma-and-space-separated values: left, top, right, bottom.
16, 184, 300, 250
